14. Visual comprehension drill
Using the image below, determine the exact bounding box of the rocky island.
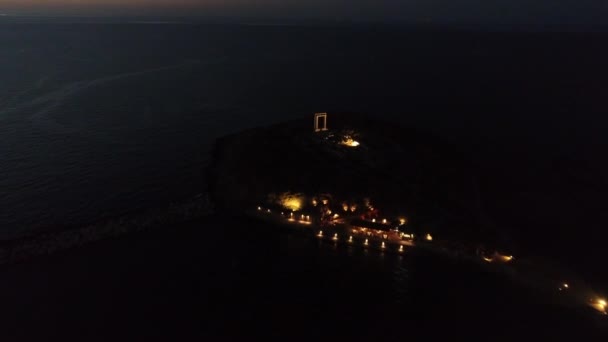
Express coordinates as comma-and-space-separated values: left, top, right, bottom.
209, 113, 513, 257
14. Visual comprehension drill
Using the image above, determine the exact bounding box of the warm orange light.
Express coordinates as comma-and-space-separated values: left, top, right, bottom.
317, 230, 323, 237
590, 298, 607, 314
349, 236, 353, 242
563, 283, 569, 289
426, 234, 433, 241
280, 194, 303, 211
342, 203, 349, 211
484, 253, 513, 263
372, 219, 376, 223
333, 213, 339, 219
341, 138, 360, 147
499, 255, 513, 262
399, 245, 404, 252
257, 206, 262, 211
364, 239, 369, 246
333, 233, 338, 241
382, 219, 387, 224
381, 242, 386, 249
350, 205, 357, 212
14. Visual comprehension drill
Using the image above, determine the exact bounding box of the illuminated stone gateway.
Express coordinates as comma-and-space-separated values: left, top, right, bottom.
313, 112, 328, 132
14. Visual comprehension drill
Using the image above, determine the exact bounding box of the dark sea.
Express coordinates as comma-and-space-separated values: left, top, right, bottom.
1, 17, 607, 338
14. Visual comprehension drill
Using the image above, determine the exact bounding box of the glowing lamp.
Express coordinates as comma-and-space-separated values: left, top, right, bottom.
341, 138, 360, 147
399, 245, 404, 252
281, 198, 302, 211
317, 230, 323, 237
499, 255, 513, 262
333, 233, 338, 241
349, 236, 353, 243
590, 299, 607, 314
364, 239, 369, 246
426, 234, 433, 241
381, 242, 386, 249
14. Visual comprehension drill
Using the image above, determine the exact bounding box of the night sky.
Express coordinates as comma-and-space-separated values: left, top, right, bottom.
1, 0, 607, 29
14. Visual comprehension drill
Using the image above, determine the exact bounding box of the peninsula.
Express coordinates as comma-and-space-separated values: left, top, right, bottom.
208, 112, 608, 316
208, 113, 511, 258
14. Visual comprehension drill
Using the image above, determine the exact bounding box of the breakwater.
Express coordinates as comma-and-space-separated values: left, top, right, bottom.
0, 193, 213, 265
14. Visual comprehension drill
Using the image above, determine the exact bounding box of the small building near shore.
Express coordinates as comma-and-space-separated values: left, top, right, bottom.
349, 219, 401, 240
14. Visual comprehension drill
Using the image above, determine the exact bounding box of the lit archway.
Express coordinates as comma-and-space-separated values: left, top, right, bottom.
314, 113, 328, 132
